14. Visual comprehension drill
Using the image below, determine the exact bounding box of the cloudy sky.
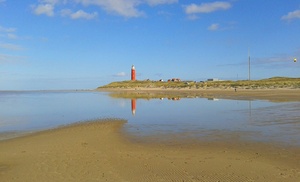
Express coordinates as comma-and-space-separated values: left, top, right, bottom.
1, 0, 300, 90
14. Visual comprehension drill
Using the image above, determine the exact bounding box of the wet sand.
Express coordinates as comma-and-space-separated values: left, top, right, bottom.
1, 120, 300, 181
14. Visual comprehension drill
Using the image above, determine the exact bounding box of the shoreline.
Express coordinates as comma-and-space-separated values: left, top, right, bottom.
0, 120, 299, 181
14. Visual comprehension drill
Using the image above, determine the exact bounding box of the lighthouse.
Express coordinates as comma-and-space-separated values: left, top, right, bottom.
131, 65, 136, 81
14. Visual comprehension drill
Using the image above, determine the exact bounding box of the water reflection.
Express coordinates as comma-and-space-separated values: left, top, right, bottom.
112, 93, 300, 146
207, 98, 219, 101
168, 97, 181, 101
130, 95, 201, 115
249, 100, 252, 118
131, 99, 136, 116
109, 91, 202, 100
0, 91, 299, 146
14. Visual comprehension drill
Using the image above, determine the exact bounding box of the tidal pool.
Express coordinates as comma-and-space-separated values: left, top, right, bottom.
0, 91, 299, 146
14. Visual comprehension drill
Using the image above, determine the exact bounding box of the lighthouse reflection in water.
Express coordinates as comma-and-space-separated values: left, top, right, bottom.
131, 99, 136, 115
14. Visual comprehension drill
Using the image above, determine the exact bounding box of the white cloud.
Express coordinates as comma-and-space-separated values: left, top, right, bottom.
32, 0, 178, 18
76, 0, 143, 17
7, 33, 18, 39
32, 3, 55, 16
42, 0, 60, 4
114, 72, 127, 77
0, 26, 16, 33
252, 55, 299, 68
146, 0, 177, 6
208, 23, 219, 31
0, 26, 22, 39
31, 0, 62, 16
0, 54, 24, 64
184, 1, 231, 14
71, 10, 98, 19
281, 10, 300, 21
0, 43, 23, 51
61, 9, 98, 19
0, 54, 11, 63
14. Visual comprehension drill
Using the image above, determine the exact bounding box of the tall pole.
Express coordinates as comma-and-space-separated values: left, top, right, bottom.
248, 48, 251, 81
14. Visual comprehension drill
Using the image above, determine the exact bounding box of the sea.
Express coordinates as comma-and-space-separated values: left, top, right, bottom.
0, 90, 299, 146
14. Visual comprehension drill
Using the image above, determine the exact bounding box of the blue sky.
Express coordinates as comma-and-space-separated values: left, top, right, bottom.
1, 0, 300, 90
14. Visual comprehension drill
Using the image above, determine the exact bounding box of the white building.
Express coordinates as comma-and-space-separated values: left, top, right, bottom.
207, 78, 219, 81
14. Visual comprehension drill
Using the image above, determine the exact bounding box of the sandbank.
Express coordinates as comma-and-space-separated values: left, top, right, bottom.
1, 120, 299, 182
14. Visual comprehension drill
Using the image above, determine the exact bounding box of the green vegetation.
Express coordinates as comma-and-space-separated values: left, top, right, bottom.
98, 77, 300, 90
99, 80, 189, 89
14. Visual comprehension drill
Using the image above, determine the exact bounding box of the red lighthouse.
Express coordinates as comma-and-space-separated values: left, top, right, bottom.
131, 65, 136, 81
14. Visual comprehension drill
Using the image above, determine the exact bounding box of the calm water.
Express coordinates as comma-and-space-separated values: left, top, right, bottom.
0, 91, 299, 146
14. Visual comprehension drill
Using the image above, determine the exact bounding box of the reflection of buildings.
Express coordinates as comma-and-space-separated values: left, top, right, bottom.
208, 98, 219, 101
131, 99, 136, 115
168, 97, 181, 101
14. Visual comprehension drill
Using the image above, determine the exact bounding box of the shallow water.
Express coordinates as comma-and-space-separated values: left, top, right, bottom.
0, 91, 299, 146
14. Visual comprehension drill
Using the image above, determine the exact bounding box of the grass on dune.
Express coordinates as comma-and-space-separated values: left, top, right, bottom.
98, 77, 300, 89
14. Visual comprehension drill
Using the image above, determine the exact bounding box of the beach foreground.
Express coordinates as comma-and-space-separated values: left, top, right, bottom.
0, 120, 299, 182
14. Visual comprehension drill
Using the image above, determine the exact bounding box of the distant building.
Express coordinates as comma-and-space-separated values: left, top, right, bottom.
168, 78, 181, 82
207, 78, 219, 81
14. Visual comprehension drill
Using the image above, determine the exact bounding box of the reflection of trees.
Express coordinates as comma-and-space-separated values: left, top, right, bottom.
109, 92, 203, 100
107, 90, 300, 102
110, 92, 224, 102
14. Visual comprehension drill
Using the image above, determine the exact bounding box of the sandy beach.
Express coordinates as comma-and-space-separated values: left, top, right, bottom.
1, 118, 300, 181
